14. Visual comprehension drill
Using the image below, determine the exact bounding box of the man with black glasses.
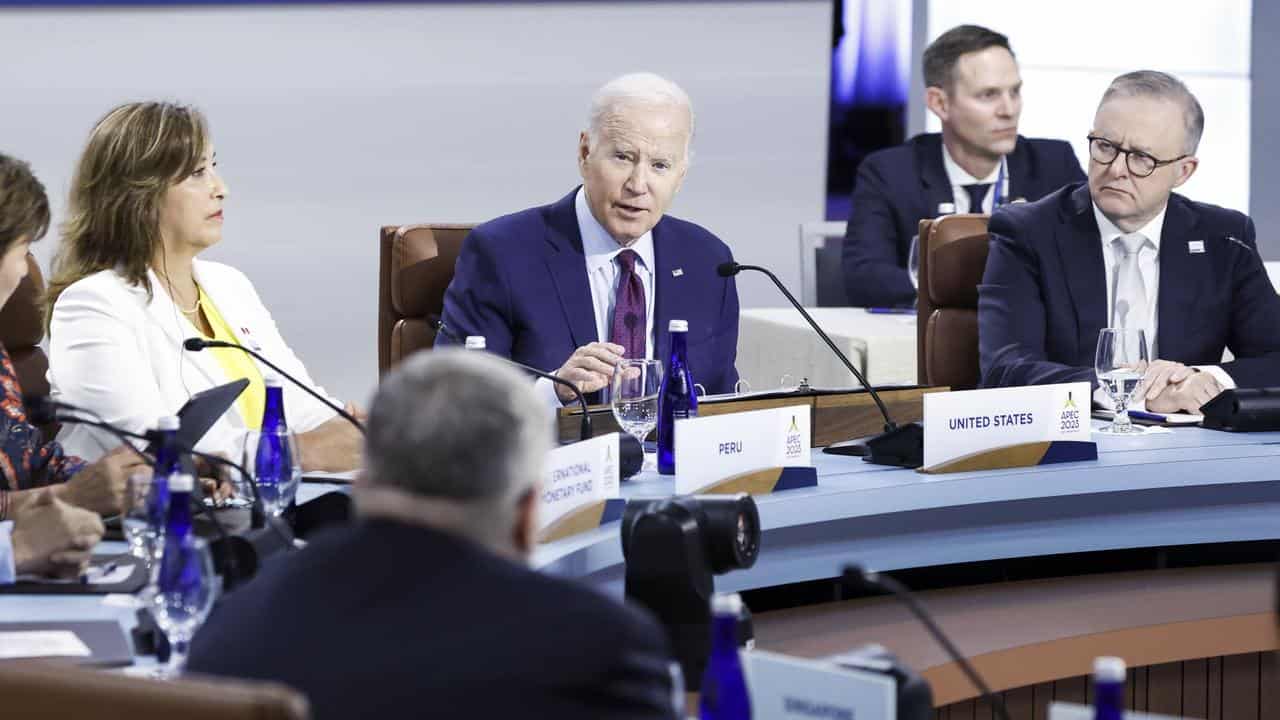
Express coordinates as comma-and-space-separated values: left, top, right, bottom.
978, 70, 1280, 411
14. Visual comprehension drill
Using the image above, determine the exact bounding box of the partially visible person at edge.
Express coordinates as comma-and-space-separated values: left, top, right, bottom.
0, 152, 143, 582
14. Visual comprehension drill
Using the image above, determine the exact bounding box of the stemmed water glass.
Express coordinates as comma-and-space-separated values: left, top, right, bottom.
1095, 327, 1149, 434
239, 428, 302, 516
611, 359, 663, 472
152, 536, 219, 678
122, 471, 166, 577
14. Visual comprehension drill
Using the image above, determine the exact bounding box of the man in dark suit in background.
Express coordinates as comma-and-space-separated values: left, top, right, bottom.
188, 350, 679, 720
979, 71, 1280, 412
440, 72, 739, 401
841, 24, 1085, 308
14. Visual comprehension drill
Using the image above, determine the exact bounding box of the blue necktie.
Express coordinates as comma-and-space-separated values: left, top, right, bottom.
963, 183, 991, 214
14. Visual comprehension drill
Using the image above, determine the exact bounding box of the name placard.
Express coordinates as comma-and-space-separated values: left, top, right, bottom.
745, 649, 896, 720
538, 433, 620, 531
674, 405, 811, 494
922, 382, 1093, 473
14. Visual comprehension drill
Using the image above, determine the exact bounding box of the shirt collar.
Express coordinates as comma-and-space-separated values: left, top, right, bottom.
941, 142, 1003, 187
1091, 200, 1167, 251
575, 186, 655, 275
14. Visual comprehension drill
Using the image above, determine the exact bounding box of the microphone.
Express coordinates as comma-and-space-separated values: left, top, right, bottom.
843, 565, 1012, 720
26, 395, 269, 532
26, 396, 294, 589
431, 316, 593, 442
716, 262, 923, 467
182, 338, 365, 434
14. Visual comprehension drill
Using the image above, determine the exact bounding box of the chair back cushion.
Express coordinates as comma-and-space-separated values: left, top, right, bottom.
0, 660, 310, 720
0, 254, 50, 398
916, 215, 990, 390
378, 224, 473, 374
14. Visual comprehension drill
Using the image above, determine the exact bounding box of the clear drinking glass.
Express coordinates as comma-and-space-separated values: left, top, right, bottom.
611, 359, 663, 471
123, 472, 165, 574
152, 536, 219, 678
1095, 327, 1149, 434
239, 428, 302, 516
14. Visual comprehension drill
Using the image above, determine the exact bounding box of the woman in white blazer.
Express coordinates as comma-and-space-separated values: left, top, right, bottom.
45, 102, 360, 472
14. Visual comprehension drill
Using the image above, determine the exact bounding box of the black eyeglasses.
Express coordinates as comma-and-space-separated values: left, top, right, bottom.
1087, 135, 1188, 178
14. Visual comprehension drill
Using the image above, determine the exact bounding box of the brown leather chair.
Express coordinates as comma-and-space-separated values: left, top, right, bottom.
0, 253, 49, 398
916, 214, 991, 390
0, 660, 310, 719
377, 224, 474, 375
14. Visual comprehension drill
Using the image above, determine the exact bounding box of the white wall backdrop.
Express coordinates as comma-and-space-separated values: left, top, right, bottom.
0, 1, 831, 405
926, 0, 1252, 213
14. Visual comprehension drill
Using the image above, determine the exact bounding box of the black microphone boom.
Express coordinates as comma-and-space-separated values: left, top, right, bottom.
431, 316, 593, 442
182, 338, 365, 434
716, 261, 923, 467
843, 566, 1012, 720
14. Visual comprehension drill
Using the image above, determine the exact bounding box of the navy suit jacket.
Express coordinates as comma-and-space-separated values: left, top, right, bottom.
188, 520, 679, 720
841, 133, 1085, 307
440, 188, 740, 394
979, 183, 1280, 390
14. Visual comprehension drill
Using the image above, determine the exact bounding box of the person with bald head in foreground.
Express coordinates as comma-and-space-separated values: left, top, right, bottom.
978, 70, 1280, 410
439, 72, 740, 402
188, 349, 680, 719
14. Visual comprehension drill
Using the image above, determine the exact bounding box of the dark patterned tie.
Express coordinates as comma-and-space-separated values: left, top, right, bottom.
610, 249, 646, 360
963, 183, 992, 214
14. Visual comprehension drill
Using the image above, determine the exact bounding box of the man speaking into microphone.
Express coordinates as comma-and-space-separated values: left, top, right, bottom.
439, 72, 741, 401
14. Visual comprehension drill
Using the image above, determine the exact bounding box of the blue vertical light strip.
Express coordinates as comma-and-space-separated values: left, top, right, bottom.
833, 0, 911, 109
852, 0, 909, 106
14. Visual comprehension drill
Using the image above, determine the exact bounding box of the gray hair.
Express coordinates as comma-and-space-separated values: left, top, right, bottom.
363, 349, 552, 546
587, 72, 695, 152
1100, 70, 1204, 155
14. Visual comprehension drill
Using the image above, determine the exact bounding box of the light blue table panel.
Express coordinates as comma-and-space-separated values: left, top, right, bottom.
532, 423, 1280, 597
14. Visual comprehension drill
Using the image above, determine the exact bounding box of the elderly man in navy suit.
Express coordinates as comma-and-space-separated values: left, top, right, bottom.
841, 25, 1085, 308
440, 72, 738, 402
979, 71, 1280, 413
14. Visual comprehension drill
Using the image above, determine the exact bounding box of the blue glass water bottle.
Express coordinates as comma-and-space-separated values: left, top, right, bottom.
157, 470, 196, 591
1092, 656, 1125, 720
255, 375, 291, 510
657, 319, 697, 475
147, 415, 180, 537
700, 593, 751, 720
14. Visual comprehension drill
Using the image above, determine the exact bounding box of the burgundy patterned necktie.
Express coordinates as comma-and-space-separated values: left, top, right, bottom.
610, 249, 646, 360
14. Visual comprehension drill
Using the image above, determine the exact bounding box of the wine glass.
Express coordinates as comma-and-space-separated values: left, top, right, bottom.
1095, 327, 1149, 434
152, 536, 219, 678
123, 471, 166, 575
611, 359, 663, 471
239, 428, 302, 516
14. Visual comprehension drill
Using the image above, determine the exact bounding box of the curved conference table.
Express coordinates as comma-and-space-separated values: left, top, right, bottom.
535, 423, 1280, 716
5, 423, 1279, 715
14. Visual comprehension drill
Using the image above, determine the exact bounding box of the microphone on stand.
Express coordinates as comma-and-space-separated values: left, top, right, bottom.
431, 316, 643, 477
431, 316, 593, 442
843, 565, 1012, 720
182, 338, 365, 434
716, 262, 923, 468
25, 396, 291, 589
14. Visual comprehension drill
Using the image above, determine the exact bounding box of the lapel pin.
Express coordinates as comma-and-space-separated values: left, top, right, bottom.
672, 268, 684, 277
1188, 240, 1205, 254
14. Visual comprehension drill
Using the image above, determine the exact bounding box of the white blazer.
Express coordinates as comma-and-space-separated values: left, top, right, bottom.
48, 260, 338, 462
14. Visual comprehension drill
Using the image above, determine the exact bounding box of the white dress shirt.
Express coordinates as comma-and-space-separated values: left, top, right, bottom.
536, 187, 658, 406
942, 144, 1004, 214
1089, 202, 1234, 408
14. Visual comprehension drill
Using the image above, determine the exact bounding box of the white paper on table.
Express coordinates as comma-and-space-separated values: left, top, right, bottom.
0, 630, 91, 659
